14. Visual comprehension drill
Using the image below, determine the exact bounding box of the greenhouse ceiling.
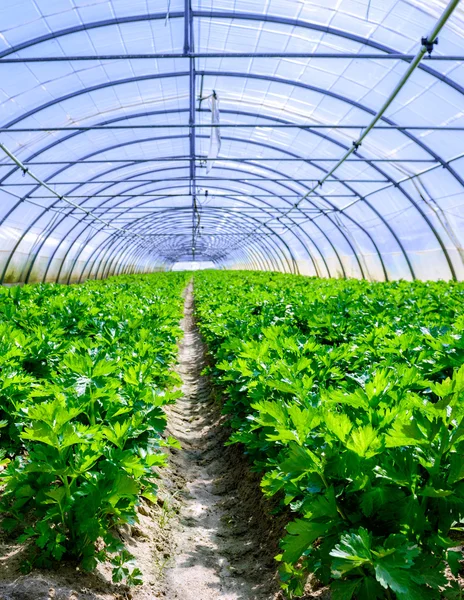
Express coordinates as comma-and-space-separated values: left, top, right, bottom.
0, 0, 463, 283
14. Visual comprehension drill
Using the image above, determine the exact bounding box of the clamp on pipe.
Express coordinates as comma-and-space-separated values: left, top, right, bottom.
422, 37, 439, 56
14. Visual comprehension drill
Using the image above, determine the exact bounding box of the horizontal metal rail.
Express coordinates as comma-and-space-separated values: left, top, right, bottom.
28, 193, 356, 199
66, 206, 325, 211
0, 158, 439, 165
0, 53, 463, 62
0, 124, 463, 131
0, 178, 389, 185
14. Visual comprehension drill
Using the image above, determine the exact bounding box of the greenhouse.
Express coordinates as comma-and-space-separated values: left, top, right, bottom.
0, 1, 463, 600
0, 0, 462, 282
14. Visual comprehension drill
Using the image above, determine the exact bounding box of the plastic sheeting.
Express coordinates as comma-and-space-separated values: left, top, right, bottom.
0, 0, 463, 283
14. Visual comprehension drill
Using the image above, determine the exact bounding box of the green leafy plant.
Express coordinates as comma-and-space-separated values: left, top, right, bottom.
194, 270, 464, 599
0, 272, 189, 582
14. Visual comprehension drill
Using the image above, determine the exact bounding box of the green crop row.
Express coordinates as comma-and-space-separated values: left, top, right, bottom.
194, 271, 464, 600
0, 273, 189, 582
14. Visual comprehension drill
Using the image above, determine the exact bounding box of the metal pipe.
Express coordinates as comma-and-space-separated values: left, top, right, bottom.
0, 141, 150, 241
0, 53, 462, 62
0, 158, 439, 164
3, 128, 406, 283
219, 0, 460, 265
0, 179, 389, 184
3, 124, 464, 131
294, 0, 460, 211
28, 194, 355, 199
37, 161, 333, 284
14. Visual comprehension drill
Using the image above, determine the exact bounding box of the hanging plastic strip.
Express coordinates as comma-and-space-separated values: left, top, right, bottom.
206, 91, 221, 174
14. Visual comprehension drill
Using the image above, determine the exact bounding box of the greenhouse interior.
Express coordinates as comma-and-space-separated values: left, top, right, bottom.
0, 1, 464, 600
0, 0, 462, 282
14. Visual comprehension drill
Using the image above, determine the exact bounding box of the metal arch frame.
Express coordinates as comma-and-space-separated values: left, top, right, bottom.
0, 71, 455, 280
22, 106, 393, 284
45, 165, 338, 283
18, 167, 300, 283
68, 169, 392, 283
85, 225, 261, 281
124, 236, 262, 276
39, 173, 296, 283
72, 199, 299, 282
0, 85, 438, 283
0, 122, 454, 284
93, 212, 281, 280
0, 146, 382, 288
15, 89, 416, 286
59, 190, 302, 285
76, 194, 303, 282
40, 163, 325, 283
120, 238, 257, 277
70, 207, 291, 283
9, 106, 356, 284
0, 133, 313, 283
58, 177, 321, 283
3, 126, 360, 285
102, 212, 284, 279
6, 125, 398, 287
0, 10, 461, 278
1, 123, 394, 284
27, 152, 362, 284
34, 160, 332, 284
101, 210, 287, 277
1, 8, 462, 96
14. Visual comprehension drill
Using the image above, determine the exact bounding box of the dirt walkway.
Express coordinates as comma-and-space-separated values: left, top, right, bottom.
162, 281, 282, 600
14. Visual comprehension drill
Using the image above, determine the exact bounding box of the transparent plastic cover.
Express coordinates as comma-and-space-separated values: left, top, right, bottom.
0, 0, 463, 282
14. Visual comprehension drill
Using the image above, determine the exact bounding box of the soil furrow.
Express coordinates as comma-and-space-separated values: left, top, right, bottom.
162, 282, 282, 600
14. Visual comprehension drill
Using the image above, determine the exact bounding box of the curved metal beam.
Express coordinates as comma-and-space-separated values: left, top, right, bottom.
51, 184, 300, 284
1, 132, 320, 283
39, 161, 334, 283
92, 212, 294, 283
18, 114, 352, 282
0, 11, 459, 277
1, 8, 462, 99
106, 216, 279, 278
42, 157, 362, 285
96, 210, 285, 279
65, 188, 291, 283
80, 203, 297, 281
0, 101, 420, 283
52, 174, 326, 284
4, 128, 393, 283
0, 67, 452, 278
14, 132, 370, 286
93, 214, 278, 280
93, 201, 300, 279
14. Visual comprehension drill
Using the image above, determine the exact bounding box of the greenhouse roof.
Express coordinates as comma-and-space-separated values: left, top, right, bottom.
0, 0, 463, 282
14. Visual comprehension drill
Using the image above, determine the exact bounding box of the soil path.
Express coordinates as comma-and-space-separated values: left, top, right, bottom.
163, 281, 280, 600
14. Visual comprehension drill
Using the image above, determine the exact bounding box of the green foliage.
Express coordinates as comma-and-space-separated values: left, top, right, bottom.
0, 273, 188, 582
194, 270, 464, 599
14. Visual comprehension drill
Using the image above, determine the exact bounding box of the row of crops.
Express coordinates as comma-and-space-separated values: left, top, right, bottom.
0, 273, 189, 582
194, 271, 464, 600
1, 270, 463, 599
